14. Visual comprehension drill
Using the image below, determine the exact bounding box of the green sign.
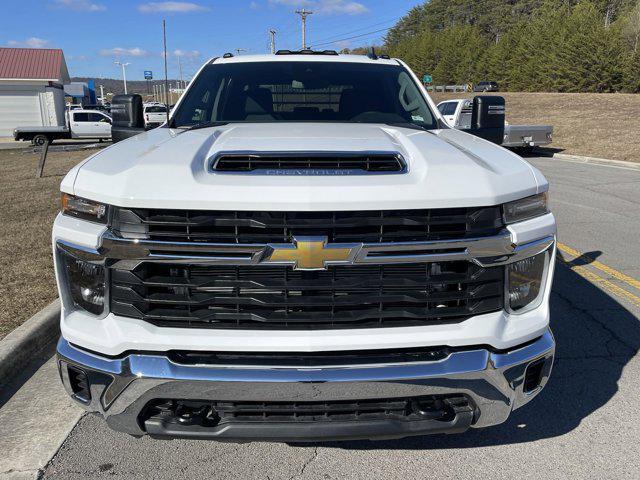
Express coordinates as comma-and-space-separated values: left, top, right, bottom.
423, 74, 432, 83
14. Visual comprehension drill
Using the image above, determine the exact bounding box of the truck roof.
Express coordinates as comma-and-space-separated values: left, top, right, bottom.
210, 53, 400, 66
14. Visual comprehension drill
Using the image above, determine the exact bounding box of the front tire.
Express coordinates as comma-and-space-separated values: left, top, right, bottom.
32, 134, 49, 146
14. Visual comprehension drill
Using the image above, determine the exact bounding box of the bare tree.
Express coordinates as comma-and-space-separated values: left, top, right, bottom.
623, 1, 640, 53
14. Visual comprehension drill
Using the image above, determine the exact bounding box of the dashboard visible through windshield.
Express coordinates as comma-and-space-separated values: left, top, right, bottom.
171, 61, 437, 129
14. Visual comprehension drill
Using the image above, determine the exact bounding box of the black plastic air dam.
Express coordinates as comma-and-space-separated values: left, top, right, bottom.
141, 397, 475, 442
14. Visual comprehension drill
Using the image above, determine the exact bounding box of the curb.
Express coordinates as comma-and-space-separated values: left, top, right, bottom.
551, 153, 640, 170
0, 300, 60, 385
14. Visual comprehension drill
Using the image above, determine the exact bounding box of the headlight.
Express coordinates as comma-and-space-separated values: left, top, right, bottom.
58, 247, 106, 315
503, 192, 549, 224
506, 250, 549, 313
61, 193, 108, 223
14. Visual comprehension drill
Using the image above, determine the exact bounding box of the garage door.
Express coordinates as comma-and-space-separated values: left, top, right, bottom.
0, 87, 43, 137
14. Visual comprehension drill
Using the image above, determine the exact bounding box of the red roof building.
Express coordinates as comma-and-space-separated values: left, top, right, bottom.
0, 47, 70, 82
0, 48, 70, 136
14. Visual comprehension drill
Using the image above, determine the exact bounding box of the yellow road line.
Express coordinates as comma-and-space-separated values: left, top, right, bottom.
556, 244, 640, 308
557, 242, 640, 292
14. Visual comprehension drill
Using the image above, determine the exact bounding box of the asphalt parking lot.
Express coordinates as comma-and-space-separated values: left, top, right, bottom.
7, 156, 640, 479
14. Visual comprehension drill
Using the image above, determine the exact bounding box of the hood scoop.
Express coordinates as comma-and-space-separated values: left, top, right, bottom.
210, 151, 407, 175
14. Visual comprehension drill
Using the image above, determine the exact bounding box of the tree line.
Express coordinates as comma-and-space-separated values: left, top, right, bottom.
374, 0, 640, 93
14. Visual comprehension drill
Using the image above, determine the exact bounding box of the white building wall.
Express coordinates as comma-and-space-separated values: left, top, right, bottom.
0, 83, 46, 137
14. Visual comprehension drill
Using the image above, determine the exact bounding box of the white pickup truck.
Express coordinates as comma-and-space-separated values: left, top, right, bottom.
13, 109, 112, 146
437, 98, 553, 149
143, 103, 168, 129
54, 52, 556, 442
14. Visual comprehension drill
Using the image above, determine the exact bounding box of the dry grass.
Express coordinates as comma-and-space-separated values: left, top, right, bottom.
0, 148, 101, 339
429, 92, 640, 162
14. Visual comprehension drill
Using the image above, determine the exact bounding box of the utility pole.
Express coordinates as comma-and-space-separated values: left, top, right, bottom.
178, 55, 184, 87
269, 29, 277, 54
163, 19, 170, 123
295, 9, 313, 49
114, 60, 131, 94
99, 84, 105, 105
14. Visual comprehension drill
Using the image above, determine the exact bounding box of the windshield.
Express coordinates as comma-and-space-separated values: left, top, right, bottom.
145, 105, 167, 113
171, 61, 437, 129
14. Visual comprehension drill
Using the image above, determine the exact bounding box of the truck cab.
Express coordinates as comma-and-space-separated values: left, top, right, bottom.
68, 110, 112, 138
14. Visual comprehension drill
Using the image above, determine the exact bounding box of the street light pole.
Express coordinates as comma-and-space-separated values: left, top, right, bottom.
114, 61, 131, 94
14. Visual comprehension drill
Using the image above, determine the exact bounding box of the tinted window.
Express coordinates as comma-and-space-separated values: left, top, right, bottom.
438, 102, 456, 116
145, 105, 167, 113
172, 61, 437, 129
87, 112, 108, 122
73, 112, 89, 122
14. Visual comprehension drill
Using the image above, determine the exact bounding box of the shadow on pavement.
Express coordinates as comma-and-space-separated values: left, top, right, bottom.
316, 261, 640, 450
515, 147, 564, 158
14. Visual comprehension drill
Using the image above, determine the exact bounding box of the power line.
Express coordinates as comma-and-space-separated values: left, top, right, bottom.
312, 27, 393, 48
308, 17, 399, 45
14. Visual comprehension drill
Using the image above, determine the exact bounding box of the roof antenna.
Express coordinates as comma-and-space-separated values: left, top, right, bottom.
367, 46, 378, 60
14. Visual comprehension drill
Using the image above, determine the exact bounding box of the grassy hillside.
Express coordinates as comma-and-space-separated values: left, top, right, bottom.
429, 91, 640, 162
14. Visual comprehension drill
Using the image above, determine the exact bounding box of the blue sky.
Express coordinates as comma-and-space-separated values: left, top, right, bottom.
2, 0, 422, 80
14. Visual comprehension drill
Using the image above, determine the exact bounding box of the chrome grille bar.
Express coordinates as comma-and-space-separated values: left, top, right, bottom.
57, 230, 555, 271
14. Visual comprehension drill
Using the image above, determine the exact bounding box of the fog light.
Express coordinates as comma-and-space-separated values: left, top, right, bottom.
58, 248, 105, 315
507, 251, 548, 312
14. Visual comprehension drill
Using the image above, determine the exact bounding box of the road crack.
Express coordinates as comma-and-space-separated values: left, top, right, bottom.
290, 446, 319, 480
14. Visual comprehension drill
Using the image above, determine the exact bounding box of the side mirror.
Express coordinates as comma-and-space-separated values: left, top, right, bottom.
463, 95, 505, 145
111, 94, 146, 143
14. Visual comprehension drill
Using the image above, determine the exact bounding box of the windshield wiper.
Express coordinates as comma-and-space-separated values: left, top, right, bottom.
385, 122, 433, 132
178, 121, 230, 132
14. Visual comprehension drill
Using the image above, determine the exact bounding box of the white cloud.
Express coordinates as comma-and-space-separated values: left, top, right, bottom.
99, 47, 150, 57
67, 54, 89, 61
138, 2, 210, 13
250, 1, 259, 9
269, 0, 367, 15
173, 49, 201, 58
6, 37, 50, 48
52, 0, 106, 11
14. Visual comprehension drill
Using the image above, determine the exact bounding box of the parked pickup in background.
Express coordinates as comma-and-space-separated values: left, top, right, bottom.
54, 51, 556, 442
143, 103, 168, 129
437, 98, 553, 149
13, 109, 112, 146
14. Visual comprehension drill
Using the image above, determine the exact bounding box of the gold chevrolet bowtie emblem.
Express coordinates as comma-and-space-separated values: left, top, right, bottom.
267, 236, 358, 270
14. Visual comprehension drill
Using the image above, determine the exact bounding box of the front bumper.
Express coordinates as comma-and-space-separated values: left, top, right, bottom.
57, 329, 555, 442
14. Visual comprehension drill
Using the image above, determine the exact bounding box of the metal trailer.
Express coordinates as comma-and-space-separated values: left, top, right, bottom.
436, 98, 553, 149
502, 124, 553, 148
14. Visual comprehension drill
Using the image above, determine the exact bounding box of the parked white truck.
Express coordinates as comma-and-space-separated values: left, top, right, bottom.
437, 98, 553, 149
54, 52, 556, 442
14, 109, 112, 146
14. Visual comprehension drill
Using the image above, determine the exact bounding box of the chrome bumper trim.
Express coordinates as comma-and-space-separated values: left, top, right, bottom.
56, 229, 555, 270
57, 329, 555, 437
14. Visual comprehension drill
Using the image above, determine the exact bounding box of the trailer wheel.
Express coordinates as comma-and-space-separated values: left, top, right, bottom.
32, 134, 49, 147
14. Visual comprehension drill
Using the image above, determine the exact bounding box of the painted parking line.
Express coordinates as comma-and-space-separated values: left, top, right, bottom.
557, 243, 640, 292
557, 243, 640, 308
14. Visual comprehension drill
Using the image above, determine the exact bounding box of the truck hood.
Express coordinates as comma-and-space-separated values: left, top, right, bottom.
67, 123, 546, 210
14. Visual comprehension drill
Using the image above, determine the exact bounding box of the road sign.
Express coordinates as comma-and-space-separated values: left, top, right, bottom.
144, 70, 153, 80
423, 74, 433, 84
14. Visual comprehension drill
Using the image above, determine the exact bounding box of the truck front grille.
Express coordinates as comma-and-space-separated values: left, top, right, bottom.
110, 262, 504, 329
111, 207, 504, 244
